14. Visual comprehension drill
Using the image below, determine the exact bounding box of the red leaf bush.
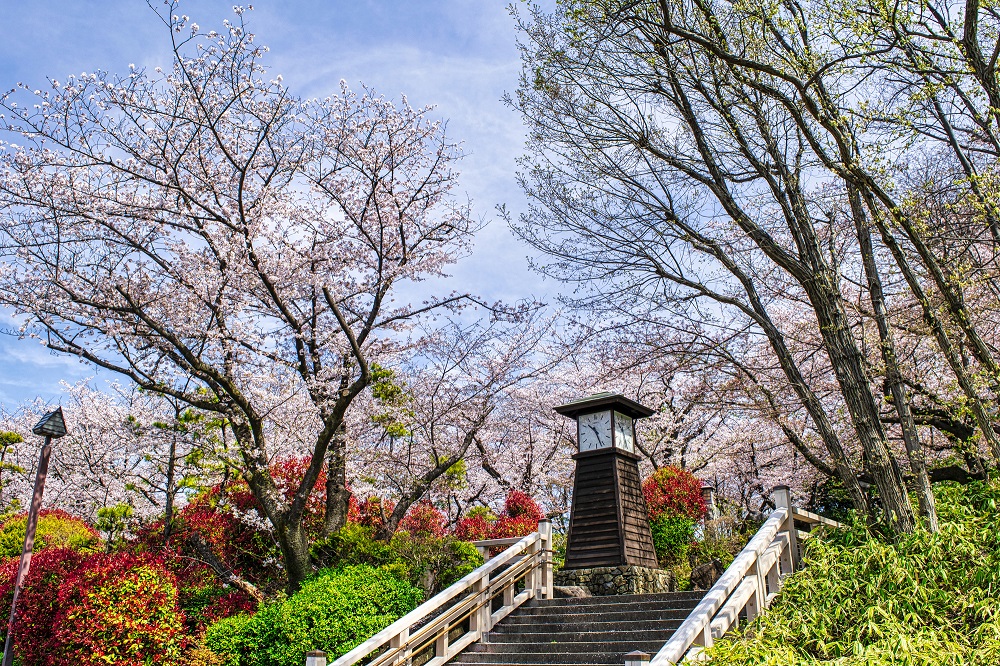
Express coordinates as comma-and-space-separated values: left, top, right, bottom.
642, 466, 707, 522
398, 501, 447, 537
504, 490, 544, 522
0, 547, 85, 664
1, 550, 186, 666
454, 491, 544, 542
454, 514, 492, 541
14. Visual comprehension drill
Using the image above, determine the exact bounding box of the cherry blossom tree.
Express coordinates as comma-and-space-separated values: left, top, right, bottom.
0, 5, 476, 590
0, 381, 220, 526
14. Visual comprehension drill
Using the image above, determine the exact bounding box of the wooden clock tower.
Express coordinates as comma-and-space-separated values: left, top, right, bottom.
554, 393, 660, 570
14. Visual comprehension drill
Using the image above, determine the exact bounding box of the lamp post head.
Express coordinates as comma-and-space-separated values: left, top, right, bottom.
32, 407, 68, 439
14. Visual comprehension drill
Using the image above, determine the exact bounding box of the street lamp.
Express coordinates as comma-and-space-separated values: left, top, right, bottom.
2, 407, 67, 666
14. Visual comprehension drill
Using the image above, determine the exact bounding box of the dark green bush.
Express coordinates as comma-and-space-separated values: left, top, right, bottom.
708, 481, 1000, 665
650, 513, 695, 565
203, 565, 422, 666
388, 532, 482, 595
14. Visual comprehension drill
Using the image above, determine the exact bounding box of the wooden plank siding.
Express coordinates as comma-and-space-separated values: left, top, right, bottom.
563, 449, 660, 570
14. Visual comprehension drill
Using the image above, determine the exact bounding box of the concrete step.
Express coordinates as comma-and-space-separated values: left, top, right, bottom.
486, 628, 676, 644
531, 592, 703, 607
515, 599, 698, 616
452, 651, 648, 664
466, 640, 667, 654
499, 608, 692, 624
489, 618, 685, 634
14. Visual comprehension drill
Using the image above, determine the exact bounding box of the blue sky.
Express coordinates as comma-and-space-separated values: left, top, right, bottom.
0, 0, 549, 407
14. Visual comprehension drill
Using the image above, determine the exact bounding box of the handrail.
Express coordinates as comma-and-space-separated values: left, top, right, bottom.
330, 519, 553, 666
647, 486, 843, 665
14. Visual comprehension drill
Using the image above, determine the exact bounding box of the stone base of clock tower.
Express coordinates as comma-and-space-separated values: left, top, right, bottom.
554, 565, 674, 596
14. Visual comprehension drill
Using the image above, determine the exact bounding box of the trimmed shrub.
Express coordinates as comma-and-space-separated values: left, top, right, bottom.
504, 490, 544, 522
454, 513, 492, 541
642, 466, 707, 522
649, 514, 696, 565
49, 553, 187, 665
0, 547, 85, 663
389, 532, 483, 595
0, 509, 100, 558
1, 550, 186, 666
204, 565, 422, 666
312, 524, 482, 598
397, 501, 447, 537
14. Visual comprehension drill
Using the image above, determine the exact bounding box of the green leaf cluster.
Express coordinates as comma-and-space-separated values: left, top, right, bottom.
708, 481, 1000, 665
311, 523, 483, 598
203, 564, 423, 666
0, 511, 100, 558
650, 514, 696, 564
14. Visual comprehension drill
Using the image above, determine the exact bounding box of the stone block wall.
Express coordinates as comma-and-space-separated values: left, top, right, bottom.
553, 565, 674, 596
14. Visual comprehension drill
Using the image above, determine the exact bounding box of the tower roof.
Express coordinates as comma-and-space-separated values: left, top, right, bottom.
553, 393, 654, 420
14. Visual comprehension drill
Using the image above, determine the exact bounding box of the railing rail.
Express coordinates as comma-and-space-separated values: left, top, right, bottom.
647, 486, 843, 665
330, 519, 552, 666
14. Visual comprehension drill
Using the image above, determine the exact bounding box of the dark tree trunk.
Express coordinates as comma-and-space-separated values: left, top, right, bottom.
850, 188, 938, 531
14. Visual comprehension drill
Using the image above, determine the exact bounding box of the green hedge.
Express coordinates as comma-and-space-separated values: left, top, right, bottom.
707, 480, 1000, 665
204, 564, 422, 666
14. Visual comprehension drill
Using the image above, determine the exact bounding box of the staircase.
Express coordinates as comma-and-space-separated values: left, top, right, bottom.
453, 592, 704, 666
328, 486, 843, 666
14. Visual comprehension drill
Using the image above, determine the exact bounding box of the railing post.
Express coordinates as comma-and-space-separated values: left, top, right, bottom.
470, 574, 491, 635
306, 651, 327, 666
624, 650, 650, 666
537, 520, 552, 599
771, 485, 798, 572
390, 627, 411, 666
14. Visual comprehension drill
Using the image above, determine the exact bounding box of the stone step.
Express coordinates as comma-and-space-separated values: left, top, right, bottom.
452, 650, 647, 664
499, 608, 692, 624
486, 628, 675, 644
467, 640, 667, 654
515, 599, 698, 616
530, 592, 703, 607
489, 618, 685, 634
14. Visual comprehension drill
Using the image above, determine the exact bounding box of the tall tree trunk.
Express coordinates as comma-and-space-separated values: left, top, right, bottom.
322, 433, 351, 538
276, 520, 312, 594
860, 189, 1000, 463
849, 188, 938, 531
803, 273, 916, 532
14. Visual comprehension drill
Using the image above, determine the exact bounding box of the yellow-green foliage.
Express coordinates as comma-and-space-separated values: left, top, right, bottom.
707, 481, 1000, 665
0, 509, 101, 558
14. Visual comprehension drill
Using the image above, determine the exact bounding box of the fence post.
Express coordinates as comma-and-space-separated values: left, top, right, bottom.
771, 485, 798, 572
305, 651, 327, 666
538, 519, 552, 599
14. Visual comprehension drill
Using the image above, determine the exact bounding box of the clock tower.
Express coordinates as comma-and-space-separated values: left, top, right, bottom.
554, 393, 659, 570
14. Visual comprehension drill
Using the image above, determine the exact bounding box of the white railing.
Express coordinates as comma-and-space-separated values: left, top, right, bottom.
329, 520, 553, 666
647, 486, 843, 665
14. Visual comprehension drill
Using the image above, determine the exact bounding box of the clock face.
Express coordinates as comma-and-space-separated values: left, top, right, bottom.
614, 411, 635, 452
578, 410, 612, 452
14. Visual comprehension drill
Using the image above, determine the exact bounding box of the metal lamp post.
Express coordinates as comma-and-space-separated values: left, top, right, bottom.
2, 408, 67, 666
